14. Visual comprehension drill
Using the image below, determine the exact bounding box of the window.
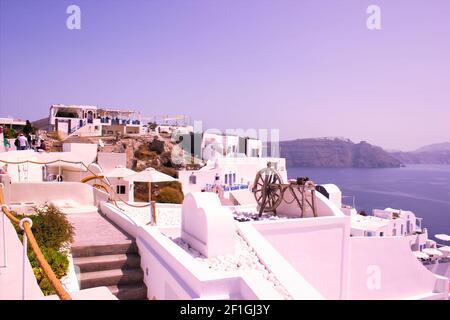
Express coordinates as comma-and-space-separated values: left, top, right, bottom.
116, 185, 126, 194
380, 232, 384, 237
392, 228, 396, 236
401, 225, 404, 235
232, 173, 236, 184
189, 174, 197, 184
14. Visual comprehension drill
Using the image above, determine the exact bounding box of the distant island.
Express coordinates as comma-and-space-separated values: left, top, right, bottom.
279, 138, 450, 168
279, 138, 402, 168
389, 142, 450, 165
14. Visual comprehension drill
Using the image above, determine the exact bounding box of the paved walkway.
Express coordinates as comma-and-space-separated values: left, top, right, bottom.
67, 211, 134, 247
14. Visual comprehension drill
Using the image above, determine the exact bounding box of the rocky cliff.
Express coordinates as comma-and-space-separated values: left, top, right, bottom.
280, 138, 403, 168
389, 142, 450, 165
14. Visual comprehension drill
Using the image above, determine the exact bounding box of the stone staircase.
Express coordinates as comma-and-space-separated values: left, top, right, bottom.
72, 241, 147, 300
67, 212, 147, 300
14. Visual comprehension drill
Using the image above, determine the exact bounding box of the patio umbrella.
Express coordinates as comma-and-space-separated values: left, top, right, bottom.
125, 167, 176, 202
104, 165, 136, 178
435, 234, 450, 242
125, 167, 177, 225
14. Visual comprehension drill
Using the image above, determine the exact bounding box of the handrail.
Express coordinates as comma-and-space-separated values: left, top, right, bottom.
0, 184, 72, 300
0, 158, 97, 176
0, 159, 152, 208
80, 174, 152, 208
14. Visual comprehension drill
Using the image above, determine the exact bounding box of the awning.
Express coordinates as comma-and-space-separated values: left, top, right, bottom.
46, 161, 87, 172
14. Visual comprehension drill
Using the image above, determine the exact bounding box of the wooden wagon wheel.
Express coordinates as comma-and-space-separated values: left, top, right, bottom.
252, 167, 284, 216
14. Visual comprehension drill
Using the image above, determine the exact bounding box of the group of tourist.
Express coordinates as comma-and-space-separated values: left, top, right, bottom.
1, 131, 47, 152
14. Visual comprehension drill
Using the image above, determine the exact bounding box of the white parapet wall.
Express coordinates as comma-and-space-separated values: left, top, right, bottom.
348, 236, 449, 299
99, 200, 285, 300
181, 193, 236, 258
136, 226, 283, 300
97, 190, 449, 300
250, 216, 351, 299
9, 182, 95, 207
0, 214, 44, 299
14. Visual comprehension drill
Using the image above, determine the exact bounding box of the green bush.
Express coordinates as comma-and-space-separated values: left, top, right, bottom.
23, 205, 74, 249
156, 186, 184, 204
3, 127, 16, 139
23, 120, 35, 135
155, 181, 182, 192
13, 205, 74, 295
29, 247, 69, 295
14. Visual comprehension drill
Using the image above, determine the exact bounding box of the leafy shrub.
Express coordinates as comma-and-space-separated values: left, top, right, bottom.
26, 205, 74, 249
155, 181, 182, 192
134, 181, 150, 202
3, 127, 16, 139
13, 205, 74, 295
156, 186, 184, 204
29, 247, 69, 295
147, 122, 157, 130
23, 120, 36, 135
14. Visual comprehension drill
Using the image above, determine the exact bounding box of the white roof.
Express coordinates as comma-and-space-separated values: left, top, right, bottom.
351, 215, 390, 231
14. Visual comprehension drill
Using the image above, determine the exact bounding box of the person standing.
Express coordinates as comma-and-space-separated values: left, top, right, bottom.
3, 136, 10, 151
26, 134, 32, 150
18, 133, 28, 150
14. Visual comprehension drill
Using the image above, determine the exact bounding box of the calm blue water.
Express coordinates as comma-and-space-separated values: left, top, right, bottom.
287, 165, 450, 237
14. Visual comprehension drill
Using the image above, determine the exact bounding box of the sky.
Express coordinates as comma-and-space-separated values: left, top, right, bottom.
0, 0, 449, 151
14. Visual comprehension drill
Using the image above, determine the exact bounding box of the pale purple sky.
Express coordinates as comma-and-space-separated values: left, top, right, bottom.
1, 0, 449, 151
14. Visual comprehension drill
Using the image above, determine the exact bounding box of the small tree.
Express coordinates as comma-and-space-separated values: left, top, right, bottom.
23, 120, 34, 135
3, 127, 16, 139
147, 122, 158, 131
156, 186, 184, 204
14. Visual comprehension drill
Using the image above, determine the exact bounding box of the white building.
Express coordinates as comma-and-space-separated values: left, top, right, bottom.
49, 104, 145, 138
178, 157, 287, 202
0, 117, 27, 130
200, 132, 263, 161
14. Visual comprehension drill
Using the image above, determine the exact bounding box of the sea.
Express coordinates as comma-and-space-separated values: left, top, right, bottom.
287, 165, 450, 237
